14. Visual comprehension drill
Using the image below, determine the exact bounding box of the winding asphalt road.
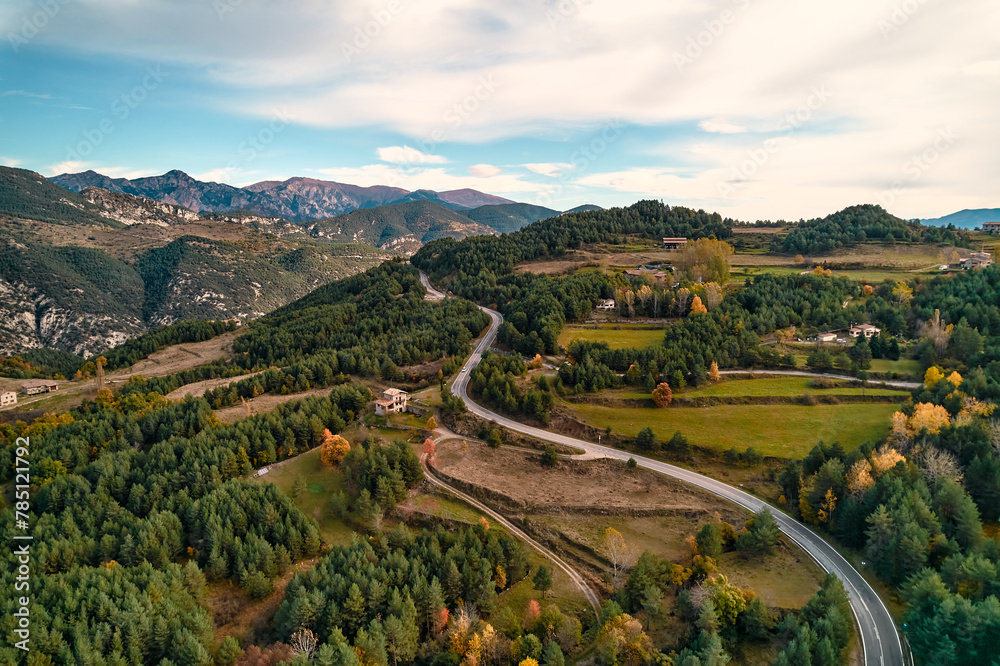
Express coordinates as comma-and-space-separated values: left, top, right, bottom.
420, 270, 906, 666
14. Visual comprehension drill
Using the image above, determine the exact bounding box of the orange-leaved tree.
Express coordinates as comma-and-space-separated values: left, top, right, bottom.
651, 383, 672, 407
689, 296, 708, 315
320, 429, 350, 466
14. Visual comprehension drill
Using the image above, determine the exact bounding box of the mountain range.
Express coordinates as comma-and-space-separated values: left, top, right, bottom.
0, 167, 392, 355
921, 208, 1000, 229
51, 169, 517, 223
1, 166, 600, 355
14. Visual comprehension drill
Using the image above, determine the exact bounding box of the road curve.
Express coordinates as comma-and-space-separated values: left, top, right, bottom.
441, 290, 905, 666
419, 451, 602, 616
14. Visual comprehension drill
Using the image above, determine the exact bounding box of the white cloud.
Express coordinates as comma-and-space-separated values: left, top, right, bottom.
963, 60, 1000, 78
698, 119, 747, 134
15, 0, 1000, 219
314, 163, 543, 196
524, 162, 573, 177
3, 90, 51, 99
468, 163, 501, 177
0, 157, 22, 167
376, 145, 448, 165
45, 160, 90, 176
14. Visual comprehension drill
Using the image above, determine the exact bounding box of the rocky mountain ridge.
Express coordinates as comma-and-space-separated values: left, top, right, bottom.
51, 169, 516, 223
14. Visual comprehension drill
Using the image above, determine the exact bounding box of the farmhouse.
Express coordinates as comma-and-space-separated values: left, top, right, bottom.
983, 221, 1000, 234
849, 324, 881, 339
817, 333, 837, 343
375, 387, 408, 416
596, 298, 616, 311
961, 251, 993, 270
1, 391, 16, 407
21, 380, 58, 395
662, 237, 688, 250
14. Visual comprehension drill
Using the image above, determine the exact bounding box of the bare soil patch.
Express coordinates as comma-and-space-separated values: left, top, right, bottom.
165, 371, 263, 401
430, 439, 746, 521
108, 329, 241, 381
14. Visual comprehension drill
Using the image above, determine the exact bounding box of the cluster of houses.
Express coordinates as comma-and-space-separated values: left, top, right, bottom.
812, 324, 882, 344
1, 380, 61, 407
961, 251, 993, 270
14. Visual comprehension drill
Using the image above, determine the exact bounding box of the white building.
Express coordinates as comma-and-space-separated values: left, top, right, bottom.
849, 324, 881, 339
961, 251, 993, 270
1, 391, 16, 407
817, 333, 837, 343
375, 388, 408, 416
596, 298, 616, 311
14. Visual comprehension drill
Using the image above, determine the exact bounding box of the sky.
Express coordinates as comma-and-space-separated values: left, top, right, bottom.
0, 0, 997, 221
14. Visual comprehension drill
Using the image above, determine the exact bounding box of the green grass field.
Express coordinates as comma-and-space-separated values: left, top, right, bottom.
869, 358, 922, 377
531, 512, 824, 609
252, 447, 356, 548
567, 401, 898, 458
558, 325, 666, 350
676, 377, 910, 398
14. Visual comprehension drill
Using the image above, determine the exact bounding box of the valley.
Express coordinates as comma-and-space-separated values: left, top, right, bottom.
1, 198, 998, 666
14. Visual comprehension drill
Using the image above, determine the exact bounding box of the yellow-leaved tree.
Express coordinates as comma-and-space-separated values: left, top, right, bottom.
924, 366, 945, 389
689, 296, 708, 315
871, 445, 906, 475
846, 459, 875, 497
708, 360, 721, 383
908, 403, 951, 435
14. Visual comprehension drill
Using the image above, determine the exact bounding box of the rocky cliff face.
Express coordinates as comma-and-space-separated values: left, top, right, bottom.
79, 187, 201, 226
0, 277, 143, 357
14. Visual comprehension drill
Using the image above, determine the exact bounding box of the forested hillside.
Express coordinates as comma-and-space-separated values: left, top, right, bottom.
413, 200, 733, 354
0, 384, 383, 662
774, 204, 972, 254
0, 167, 123, 227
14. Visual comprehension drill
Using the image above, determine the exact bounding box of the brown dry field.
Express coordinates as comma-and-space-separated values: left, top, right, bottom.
165, 370, 263, 401
1, 330, 241, 415
513, 242, 973, 275
22, 218, 304, 260
430, 438, 747, 521
107, 329, 241, 381
214, 385, 336, 424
